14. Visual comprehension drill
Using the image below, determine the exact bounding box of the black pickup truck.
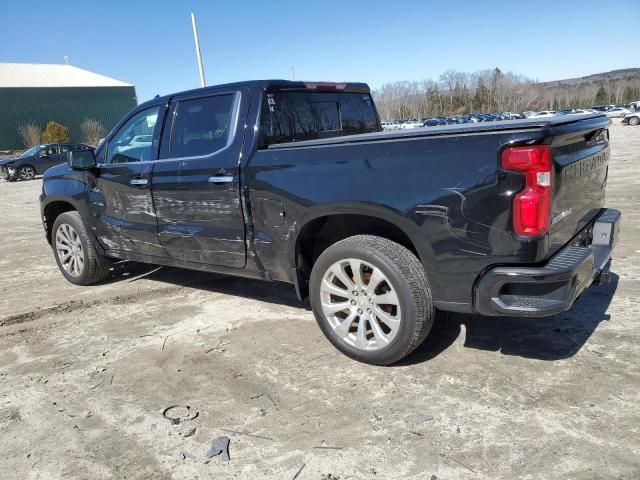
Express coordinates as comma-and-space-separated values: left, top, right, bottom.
39, 80, 620, 365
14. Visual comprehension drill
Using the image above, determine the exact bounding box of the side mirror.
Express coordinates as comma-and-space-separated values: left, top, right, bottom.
67, 150, 96, 169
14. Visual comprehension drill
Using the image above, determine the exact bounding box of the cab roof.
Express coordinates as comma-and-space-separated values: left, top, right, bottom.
140, 80, 371, 108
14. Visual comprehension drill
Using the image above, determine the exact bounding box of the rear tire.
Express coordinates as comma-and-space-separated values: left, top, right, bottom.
629, 116, 640, 126
18, 165, 36, 181
52, 211, 111, 285
310, 235, 434, 365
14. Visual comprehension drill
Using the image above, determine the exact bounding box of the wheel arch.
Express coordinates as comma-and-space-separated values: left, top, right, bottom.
290, 205, 435, 299
42, 198, 80, 245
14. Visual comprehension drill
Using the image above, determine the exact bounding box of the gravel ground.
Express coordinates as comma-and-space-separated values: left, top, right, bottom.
0, 121, 638, 480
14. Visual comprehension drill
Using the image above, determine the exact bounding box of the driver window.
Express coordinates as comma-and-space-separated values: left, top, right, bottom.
41, 145, 58, 156
107, 106, 161, 164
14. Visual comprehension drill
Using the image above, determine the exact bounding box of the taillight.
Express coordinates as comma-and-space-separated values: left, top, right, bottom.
501, 145, 552, 237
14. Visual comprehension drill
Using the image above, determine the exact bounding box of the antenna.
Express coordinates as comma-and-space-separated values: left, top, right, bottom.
191, 13, 206, 87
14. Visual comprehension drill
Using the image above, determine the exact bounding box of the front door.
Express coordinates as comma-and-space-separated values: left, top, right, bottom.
89, 104, 166, 256
38, 144, 61, 172
151, 90, 248, 267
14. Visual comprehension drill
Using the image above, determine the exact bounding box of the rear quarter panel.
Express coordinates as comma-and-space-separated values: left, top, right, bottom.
246, 128, 550, 309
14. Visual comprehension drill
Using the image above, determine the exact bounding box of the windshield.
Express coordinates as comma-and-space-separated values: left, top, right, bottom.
21, 146, 41, 157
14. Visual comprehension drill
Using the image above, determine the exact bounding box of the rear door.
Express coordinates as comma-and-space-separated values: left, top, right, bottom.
89, 104, 166, 256
151, 89, 248, 267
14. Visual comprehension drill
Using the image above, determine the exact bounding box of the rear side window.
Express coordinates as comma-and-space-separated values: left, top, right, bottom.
168, 94, 234, 158
340, 93, 378, 135
260, 91, 379, 148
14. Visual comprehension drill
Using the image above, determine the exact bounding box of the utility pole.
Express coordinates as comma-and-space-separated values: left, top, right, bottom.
191, 12, 206, 87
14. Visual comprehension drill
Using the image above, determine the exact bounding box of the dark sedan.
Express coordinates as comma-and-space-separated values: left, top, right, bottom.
0, 143, 92, 181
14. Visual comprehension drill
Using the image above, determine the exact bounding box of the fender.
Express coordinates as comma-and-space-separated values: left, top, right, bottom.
285, 201, 437, 275
40, 169, 110, 263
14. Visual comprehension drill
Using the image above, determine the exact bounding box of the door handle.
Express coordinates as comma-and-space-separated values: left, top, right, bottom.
130, 178, 149, 186
208, 175, 234, 184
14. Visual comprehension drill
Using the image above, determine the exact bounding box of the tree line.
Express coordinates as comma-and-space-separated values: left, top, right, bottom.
372, 68, 640, 120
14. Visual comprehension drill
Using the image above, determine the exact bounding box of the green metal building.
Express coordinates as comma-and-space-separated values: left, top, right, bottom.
0, 63, 137, 150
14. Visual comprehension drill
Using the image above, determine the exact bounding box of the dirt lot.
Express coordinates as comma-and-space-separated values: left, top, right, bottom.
1, 122, 639, 480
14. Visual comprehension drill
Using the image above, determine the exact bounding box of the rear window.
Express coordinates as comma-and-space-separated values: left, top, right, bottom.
260, 91, 379, 148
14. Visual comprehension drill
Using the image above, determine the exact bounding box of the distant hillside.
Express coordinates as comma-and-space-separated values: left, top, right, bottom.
541, 68, 640, 88
536, 68, 640, 108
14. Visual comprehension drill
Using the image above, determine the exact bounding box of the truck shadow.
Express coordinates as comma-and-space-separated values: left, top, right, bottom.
107, 261, 303, 309
402, 273, 619, 364
106, 262, 618, 363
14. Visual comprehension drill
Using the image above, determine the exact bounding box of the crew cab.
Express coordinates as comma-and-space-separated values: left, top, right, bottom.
40, 80, 620, 365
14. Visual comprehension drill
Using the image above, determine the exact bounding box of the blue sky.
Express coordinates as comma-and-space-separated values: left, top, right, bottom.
2, 0, 638, 103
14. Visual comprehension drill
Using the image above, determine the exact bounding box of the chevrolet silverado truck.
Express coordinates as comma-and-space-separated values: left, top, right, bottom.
39, 80, 621, 365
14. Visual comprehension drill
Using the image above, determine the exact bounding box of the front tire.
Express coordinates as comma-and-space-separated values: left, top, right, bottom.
18, 165, 36, 181
310, 235, 434, 365
52, 211, 110, 285
629, 116, 640, 126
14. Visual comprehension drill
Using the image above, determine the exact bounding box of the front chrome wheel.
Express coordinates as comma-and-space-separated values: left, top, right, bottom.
320, 258, 401, 351
55, 223, 85, 277
19, 166, 35, 180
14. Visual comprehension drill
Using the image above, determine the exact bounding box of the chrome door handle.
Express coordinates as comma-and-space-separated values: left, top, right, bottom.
130, 178, 148, 186
208, 175, 234, 184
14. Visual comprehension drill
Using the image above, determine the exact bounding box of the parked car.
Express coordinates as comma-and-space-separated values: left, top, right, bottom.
40, 79, 619, 365
605, 107, 631, 118
622, 111, 640, 126
423, 118, 444, 127
528, 111, 557, 118
0, 143, 92, 181
503, 112, 522, 120
401, 120, 423, 129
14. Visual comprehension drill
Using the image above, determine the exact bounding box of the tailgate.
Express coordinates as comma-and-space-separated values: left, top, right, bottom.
548, 116, 611, 253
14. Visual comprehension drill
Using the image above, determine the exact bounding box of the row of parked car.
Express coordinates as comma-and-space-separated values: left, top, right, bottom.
383, 103, 640, 130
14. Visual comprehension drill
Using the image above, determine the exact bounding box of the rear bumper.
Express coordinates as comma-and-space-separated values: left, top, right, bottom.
474, 208, 621, 317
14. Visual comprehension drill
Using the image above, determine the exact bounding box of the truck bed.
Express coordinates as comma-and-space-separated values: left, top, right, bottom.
250, 112, 611, 312
268, 113, 607, 149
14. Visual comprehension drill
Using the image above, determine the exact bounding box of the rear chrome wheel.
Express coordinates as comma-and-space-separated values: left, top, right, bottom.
320, 258, 401, 351
19, 166, 35, 180
310, 235, 434, 365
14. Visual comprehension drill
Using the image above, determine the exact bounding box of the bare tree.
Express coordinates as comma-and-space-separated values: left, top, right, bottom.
80, 119, 106, 146
373, 68, 640, 121
18, 124, 42, 148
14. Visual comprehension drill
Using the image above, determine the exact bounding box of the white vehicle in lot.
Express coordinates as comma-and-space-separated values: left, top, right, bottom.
622, 111, 640, 126
605, 107, 631, 118
528, 111, 557, 118
571, 109, 597, 115
401, 120, 423, 129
